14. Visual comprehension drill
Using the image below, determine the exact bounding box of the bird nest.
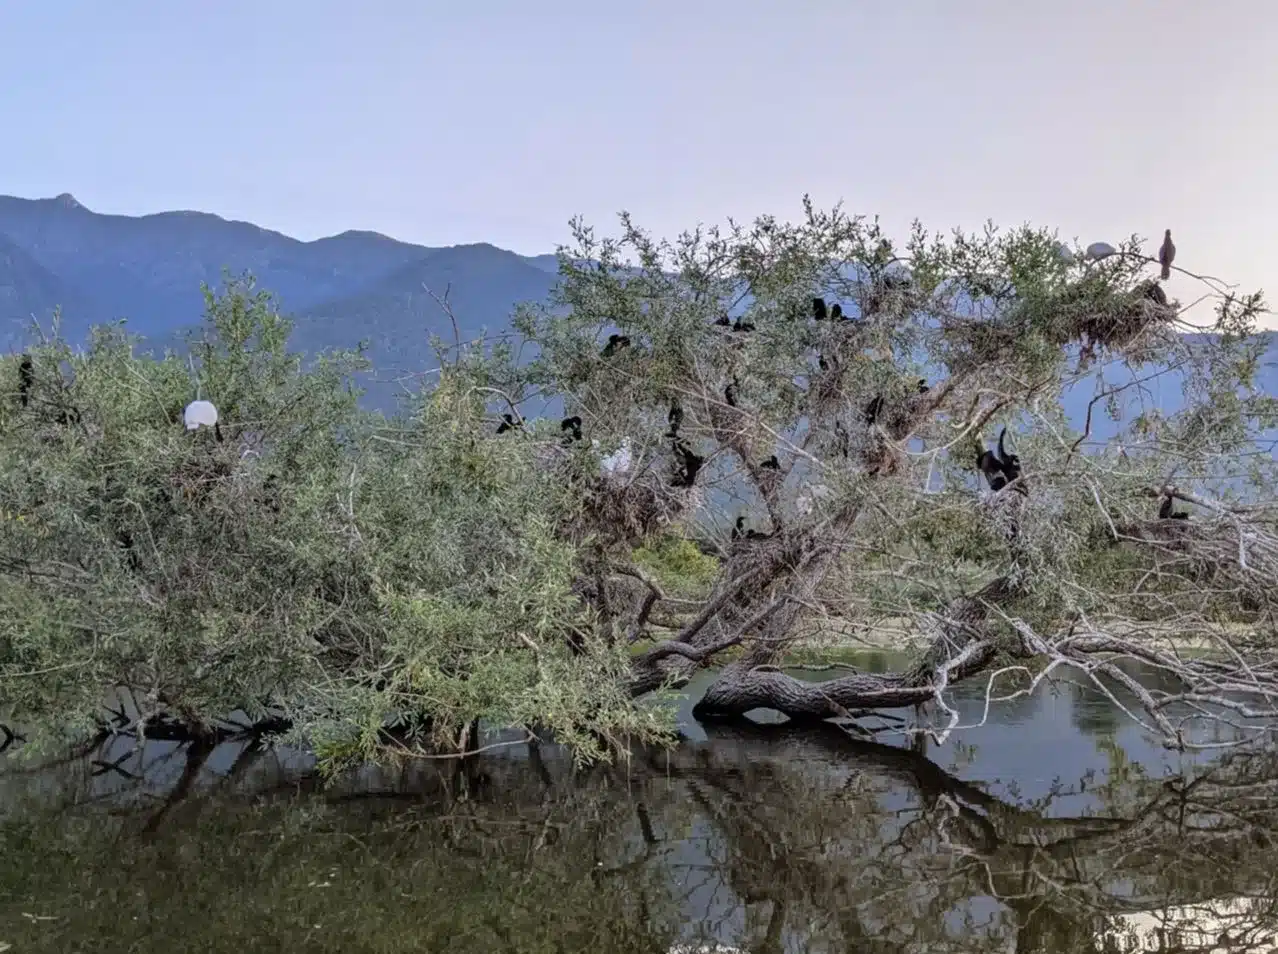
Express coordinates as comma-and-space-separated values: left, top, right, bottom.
567, 468, 705, 550
938, 314, 1030, 373
1058, 281, 1173, 348
725, 530, 792, 577
1119, 515, 1278, 609
167, 438, 237, 506
942, 287, 1177, 372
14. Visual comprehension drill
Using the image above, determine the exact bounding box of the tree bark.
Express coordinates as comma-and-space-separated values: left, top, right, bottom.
691, 575, 1017, 721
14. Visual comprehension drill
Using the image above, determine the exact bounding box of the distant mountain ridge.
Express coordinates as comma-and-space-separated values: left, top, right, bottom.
0, 192, 562, 407
1, 193, 1274, 437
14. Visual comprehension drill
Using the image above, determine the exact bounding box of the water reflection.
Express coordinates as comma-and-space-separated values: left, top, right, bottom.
2, 662, 1277, 953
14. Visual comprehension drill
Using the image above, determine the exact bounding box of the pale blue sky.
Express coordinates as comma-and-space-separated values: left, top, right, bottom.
2, 1, 1277, 325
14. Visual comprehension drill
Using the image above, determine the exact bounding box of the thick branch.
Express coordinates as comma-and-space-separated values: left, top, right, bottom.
610, 563, 665, 643
693, 577, 1017, 721
635, 597, 790, 666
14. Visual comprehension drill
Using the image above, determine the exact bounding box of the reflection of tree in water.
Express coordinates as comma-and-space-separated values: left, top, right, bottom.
3, 727, 1278, 953
1067, 675, 1126, 739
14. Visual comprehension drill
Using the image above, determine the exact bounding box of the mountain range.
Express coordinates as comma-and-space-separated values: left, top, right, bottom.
0, 192, 562, 409
1, 192, 1274, 452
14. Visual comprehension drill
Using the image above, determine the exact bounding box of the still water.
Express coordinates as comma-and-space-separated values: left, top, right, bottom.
2, 655, 1277, 953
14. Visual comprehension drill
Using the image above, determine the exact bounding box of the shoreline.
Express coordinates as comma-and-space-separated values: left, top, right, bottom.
787, 616, 1252, 662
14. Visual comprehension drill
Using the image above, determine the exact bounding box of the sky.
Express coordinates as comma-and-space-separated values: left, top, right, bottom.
2, 1, 1277, 326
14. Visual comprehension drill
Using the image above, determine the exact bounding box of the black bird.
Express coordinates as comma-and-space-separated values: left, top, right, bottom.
818, 353, 829, 372
666, 401, 683, 439
760, 455, 780, 471
725, 378, 739, 407
1158, 494, 1190, 521
1138, 281, 1169, 307
731, 515, 746, 541
672, 439, 704, 488
601, 334, 631, 357
917, 379, 930, 394
496, 413, 522, 434
714, 313, 731, 327
55, 407, 82, 428
731, 317, 755, 333
745, 528, 771, 540
864, 395, 884, 426
830, 303, 844, 321
17, 354, 33, 407
996, 427, 1021, 485
813, 297, 828, 321
977, 449, 1007, 492
561, 415, 583, 444
976, 427, 1026, 495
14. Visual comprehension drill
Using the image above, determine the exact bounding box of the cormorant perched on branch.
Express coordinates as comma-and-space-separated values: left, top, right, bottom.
601, 334, 631, 357
730, 515, 771, 541
714, 312, 731, 327
561, 415, 583, 444
1158, 492, 1189, 521
917, 378, 930, 394
759, 455, 779, 471
672, 439, 704, 488
813, 297, 828, 321
17, 354, 33, 407
830, 303, 843, 321
496, 413, 522, 434
1136, 280, 1169, 306
731, 316, 755, 332
977, 427, 1026, 495
666, 401, 683, 439
864, 395, 884, 426
724, 378, 739, 408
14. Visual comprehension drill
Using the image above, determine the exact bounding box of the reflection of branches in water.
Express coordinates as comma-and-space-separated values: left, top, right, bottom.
5, 728, 1278, 952
643, 721, 1278, 952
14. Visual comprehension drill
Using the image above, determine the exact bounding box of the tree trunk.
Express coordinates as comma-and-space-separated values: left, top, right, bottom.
692, 576, 1017, 721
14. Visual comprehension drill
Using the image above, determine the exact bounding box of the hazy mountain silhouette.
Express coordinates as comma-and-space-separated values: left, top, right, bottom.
1, 192, 1273, 439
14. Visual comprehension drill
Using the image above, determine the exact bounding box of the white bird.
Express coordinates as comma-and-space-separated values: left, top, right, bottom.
183, 400, 219, 431
599, 437, 634, 477
1052, 241, 1076, 265
1085, 242, 1117, 262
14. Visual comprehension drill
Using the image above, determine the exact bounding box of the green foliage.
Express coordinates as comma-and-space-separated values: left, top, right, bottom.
510, 201, 1274, 656
3, 198, 1275, 768
0, 276, 674, 768
632, 534, 719, 597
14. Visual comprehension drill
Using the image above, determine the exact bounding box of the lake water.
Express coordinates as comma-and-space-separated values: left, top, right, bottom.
3, 654, 1277, 953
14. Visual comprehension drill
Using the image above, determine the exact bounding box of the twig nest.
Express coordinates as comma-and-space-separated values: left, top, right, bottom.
571, 469, 703, 549
183, 400, 219, 431
1085, 241, 1117, 262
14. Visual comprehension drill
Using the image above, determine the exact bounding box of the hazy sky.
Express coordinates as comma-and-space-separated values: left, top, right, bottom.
2, 1, 1277, 325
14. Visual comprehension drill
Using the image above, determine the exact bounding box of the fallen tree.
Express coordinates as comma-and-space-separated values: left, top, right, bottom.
513, 203, 1278, 748
4, 206, 1278, 767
